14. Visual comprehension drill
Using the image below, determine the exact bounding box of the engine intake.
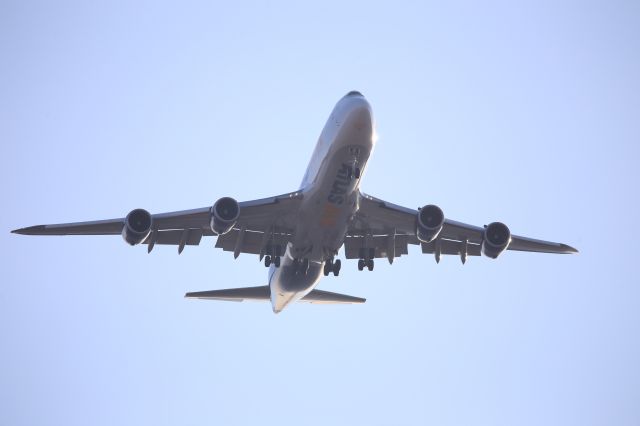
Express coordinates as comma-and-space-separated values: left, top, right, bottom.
482, 222, 511, 259
210, 197, 240, 235
417, 204, 444, 243
122, 208, 153, 245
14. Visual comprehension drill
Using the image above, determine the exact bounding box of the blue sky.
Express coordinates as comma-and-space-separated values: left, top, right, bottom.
1, 1, 639, 425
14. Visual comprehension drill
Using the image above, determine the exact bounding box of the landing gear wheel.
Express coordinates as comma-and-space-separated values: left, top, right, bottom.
333, 259, 341, 276
323, 261, 332, 276
354, 167, 361, 179
273, 256, 281, 267
367, 259, 374, 271
358, 259, 365, 271
264, 255, 272, 267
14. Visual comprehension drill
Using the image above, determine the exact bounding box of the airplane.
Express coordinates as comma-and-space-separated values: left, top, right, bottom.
12, 91, 578, 313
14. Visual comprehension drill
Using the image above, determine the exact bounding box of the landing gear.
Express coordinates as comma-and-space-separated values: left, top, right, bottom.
333, 259, 341, 276
264, 244, 282, 268
357, 258, 374, 271
265, 255, 281, 267
324, 258, 342, 276
323, 261, 332, 276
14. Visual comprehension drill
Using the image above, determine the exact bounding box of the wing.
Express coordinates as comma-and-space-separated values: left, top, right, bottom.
11, 191, 304, 256
345, 192, 577, 264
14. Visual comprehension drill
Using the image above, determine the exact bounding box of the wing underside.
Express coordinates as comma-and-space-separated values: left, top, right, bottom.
12, 191, 303, 256
346, 192, 577, 263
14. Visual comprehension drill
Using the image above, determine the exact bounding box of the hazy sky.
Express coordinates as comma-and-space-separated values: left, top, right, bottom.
1, 1, 639, 425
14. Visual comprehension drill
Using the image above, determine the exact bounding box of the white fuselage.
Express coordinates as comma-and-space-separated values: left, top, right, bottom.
268, 93, 375, 312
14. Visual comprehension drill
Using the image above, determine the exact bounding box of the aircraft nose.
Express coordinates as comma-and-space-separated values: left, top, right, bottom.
345, 90, 364, 97
342, 95, 373, 137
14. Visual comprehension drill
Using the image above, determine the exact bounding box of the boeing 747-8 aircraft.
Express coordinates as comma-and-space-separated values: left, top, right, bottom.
12, 91, 577, 313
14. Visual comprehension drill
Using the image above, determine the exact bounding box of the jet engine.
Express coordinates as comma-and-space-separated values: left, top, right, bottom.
122, 208, 153, 245
416, 204, 444, 243
482, 222, 511, 259
210, 197, 240, 235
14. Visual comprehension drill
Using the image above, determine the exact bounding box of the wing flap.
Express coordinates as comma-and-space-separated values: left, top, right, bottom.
143, 229, 203, 246
421, 239, 482, 256
343, 234, 411, 259
215, 229, 292, 255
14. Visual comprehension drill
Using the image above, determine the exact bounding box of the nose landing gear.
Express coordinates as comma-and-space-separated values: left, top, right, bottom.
293, 258, 310, 275
347, 165, 361, 180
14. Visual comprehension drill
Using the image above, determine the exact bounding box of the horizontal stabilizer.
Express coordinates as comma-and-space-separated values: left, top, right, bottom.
300, 289, 366, 304
185, 286, 365, 304
185, 286, 270, 302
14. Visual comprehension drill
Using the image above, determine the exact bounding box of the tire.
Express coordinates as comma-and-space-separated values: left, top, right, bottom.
264, 255, 271, 267
333, 259, 341, 276
367, 259, 374, 271
358, 259, 364, 271
274, 256, 281, 267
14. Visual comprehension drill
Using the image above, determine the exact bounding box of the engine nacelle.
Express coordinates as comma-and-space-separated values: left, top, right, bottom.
482, 222, 511, 259
416, 204, 445, 243
122, 208, 153, 246
210, 197, 240, 235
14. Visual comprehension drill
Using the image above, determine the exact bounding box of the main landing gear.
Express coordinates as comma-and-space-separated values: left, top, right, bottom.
357, 247, 375, 271
264, 255, 281, 268
358, 258, 374, 271
323, 258, 342, 276
263, 244, 283, 268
